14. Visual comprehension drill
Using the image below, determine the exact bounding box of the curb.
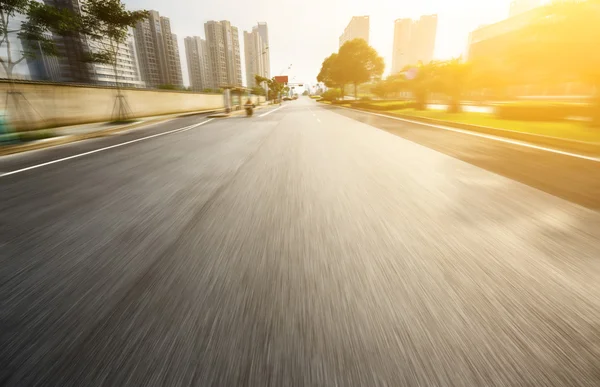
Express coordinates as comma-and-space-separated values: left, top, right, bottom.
391, 113, 600, 156
332, 104, 600, 156
0, 119, 161, 157
0, 109, 220, 157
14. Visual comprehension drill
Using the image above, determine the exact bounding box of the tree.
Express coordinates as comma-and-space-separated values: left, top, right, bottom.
251, 86, 265, 96
317, 53, 352, 98
255, 75, 286, 101
0, 0, 81, 80
506, 0, 600, 125
431, 58, 471, 113
80, 0, 148, 122
0, 0, 81, 129
337, 38, 384, 99
317, 39, 384, 100
399, 63, 436, 110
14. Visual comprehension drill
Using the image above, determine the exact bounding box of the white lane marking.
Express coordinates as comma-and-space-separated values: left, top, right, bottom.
0, 119, 214, 178
317, 118, 322, 123
259, 105, 285, 117
339, 107, 600, 163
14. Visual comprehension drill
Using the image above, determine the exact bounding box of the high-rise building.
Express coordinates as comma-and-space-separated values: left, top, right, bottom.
413, 15, 438, 66
391, 15, 438, 74
339, 16, 370, 47
44, 0, 144, 87
255, 22, 270, 78
466, 5, 541, 61
244, 23, 270, 88
184, 36, 211, 91
204, 20, 242, 88
44, 0, 94, 83
509, 0, 540, 17
134, 10, 183, 88
87, 30, 145, 88
0, 12, 61, 81
391, 18, 413, 74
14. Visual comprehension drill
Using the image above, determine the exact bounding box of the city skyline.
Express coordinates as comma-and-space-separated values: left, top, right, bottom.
123, 0, 535, 84
0, 0, 556, 86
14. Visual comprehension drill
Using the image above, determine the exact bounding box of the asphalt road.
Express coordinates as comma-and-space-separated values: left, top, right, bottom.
1, 98, 600, 386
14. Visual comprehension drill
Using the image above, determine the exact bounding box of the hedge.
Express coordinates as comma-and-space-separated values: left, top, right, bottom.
495, 102, 592, 121
352, 101, 416, 111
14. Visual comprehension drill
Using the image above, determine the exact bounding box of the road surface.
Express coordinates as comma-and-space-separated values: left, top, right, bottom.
1, 98, 600, 386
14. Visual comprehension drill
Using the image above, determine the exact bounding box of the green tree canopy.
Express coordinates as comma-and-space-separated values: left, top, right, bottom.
80, 0, 148, 81
317, 53, 344, 89
255, 74, 286, 101
338, 38, 384, 97
317, 39, 384, 99
0, 0, 82, 79
430, 58, 471, 113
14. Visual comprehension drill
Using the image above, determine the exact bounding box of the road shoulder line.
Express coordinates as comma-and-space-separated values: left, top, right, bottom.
327, 104, 600, 163
0, 119, 214, 178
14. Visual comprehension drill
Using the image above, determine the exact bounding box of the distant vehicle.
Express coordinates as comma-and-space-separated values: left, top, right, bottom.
282, 96, 292, 101
292, 95, 298, 100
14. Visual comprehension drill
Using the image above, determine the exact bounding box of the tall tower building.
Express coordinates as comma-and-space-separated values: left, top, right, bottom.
43, 0, 93, 83
509, 0, 540, 17
392, 18, 414, 74
256, 22, 270, 78
134, 10, 183, 88
44, 0, 144, 87
413, 15, 438, 66
244, 23, 270, 88
184, 36, 211, 91
204, 20, 242, 88
339, 16, 370, 47
391, 14, 438, 74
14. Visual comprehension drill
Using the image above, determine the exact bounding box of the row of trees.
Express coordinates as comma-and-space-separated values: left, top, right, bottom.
371, 59, 469, 112
1, 0, 148, 121
317, 38, 384, 99
316, 0, 600, 125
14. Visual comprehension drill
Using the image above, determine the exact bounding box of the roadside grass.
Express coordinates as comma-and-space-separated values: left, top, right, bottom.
1, 129, 56, 145
389, 109, 600, 143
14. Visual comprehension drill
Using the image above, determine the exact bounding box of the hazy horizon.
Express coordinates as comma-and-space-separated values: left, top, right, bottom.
123, 0, 541, 87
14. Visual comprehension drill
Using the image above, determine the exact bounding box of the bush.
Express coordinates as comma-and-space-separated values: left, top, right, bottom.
321, 89, 341, 102
352, 101, 416, 111
494, 102, 592, 121
16, 130, 55, 142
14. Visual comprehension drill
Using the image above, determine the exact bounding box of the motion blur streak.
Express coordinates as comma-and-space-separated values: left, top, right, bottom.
344, 107, 600, 163
1, 99, 600, 386
0, 119, 214, 178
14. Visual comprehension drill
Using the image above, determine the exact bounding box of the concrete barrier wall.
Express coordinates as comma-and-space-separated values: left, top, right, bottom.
0, 81, 264, 130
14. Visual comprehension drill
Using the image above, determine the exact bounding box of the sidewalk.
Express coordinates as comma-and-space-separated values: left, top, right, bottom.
0, 108, 221, 156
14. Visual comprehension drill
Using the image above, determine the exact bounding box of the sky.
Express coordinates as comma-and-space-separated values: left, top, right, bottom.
123, 0, 527, 87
